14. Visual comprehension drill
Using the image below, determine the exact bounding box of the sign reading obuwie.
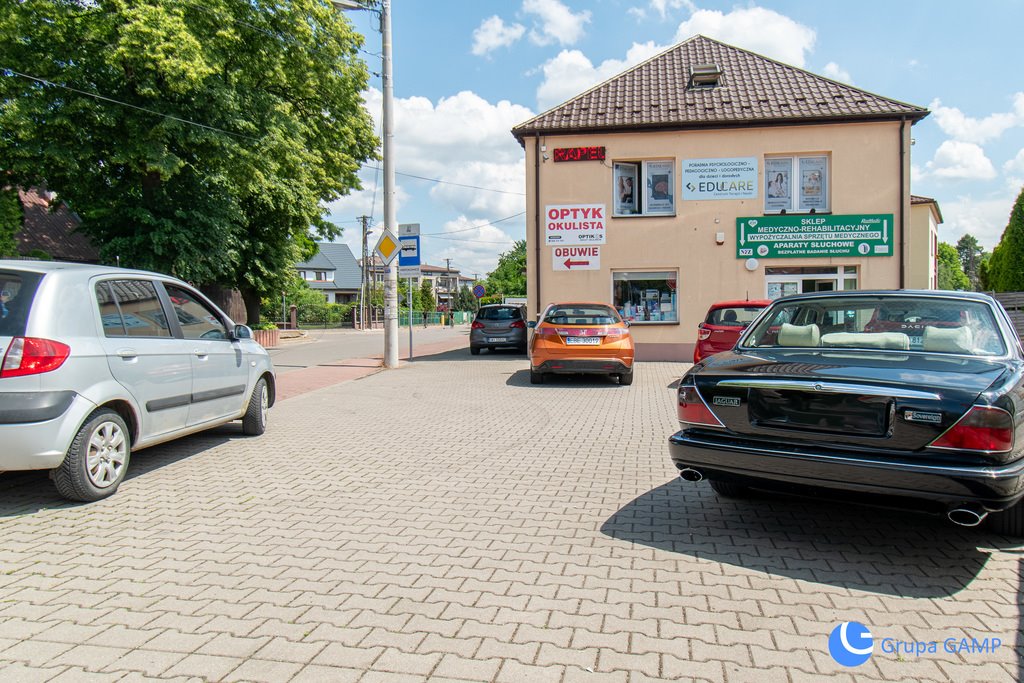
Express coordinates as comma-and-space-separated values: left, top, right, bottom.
736, 214, 895, 259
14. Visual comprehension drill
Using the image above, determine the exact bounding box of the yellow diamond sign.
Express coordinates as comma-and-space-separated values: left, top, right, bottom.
374, 229, 401, 265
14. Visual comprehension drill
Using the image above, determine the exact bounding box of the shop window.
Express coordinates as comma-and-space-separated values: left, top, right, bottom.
613, 271, 679, 323
764, 155, 829, 214
612, 160, 675, 216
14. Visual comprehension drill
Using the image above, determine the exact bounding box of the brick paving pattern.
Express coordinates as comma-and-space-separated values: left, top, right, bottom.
0, 347, 1021, 682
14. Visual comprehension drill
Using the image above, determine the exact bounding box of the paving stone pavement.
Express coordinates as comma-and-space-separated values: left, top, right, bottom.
0, 348, 1022, 682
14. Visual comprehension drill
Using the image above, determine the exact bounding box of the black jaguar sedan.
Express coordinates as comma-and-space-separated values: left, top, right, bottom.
669, 290, 1024, 536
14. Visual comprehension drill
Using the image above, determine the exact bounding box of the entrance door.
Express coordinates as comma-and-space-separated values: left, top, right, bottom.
804, 279, 836, 293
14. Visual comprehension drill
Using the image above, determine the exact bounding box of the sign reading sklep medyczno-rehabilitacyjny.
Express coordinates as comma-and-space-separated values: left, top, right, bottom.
681, 158, 758, 200
736, 214, 895, 259
545, 204, 606, 245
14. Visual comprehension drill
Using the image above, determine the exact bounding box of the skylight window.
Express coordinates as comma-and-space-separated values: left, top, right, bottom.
689, 64, 722, 88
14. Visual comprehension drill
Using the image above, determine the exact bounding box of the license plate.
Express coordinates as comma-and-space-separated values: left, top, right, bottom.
565, 336, 600, 345
487, 337, 507, 343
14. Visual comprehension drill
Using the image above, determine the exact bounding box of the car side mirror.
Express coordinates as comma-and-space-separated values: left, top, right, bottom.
527, 320, 537, 329
624, 320, 630, 327
233, 324, 253, 340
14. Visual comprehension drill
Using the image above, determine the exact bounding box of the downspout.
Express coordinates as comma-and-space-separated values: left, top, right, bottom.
899, 116, 906, 289
534, 136, 542, 317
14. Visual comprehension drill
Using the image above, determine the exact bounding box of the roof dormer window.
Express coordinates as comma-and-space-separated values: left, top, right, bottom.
689, 63, 722, 89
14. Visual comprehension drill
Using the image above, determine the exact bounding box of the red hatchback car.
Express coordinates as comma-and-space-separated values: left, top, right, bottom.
693, 299, 771, 363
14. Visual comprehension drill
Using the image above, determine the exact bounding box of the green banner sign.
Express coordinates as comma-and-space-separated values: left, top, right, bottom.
736, 214, 894, 259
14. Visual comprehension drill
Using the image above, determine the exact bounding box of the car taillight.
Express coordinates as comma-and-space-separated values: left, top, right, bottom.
928, 406, 1013, 453
1, 337, 72, 378
697, 323, 712, 341
509, 320, 525, 329
678, 384, 724, 428
603, 327, 628, 337
471, 321, 485, 329
536, 327, 561, 339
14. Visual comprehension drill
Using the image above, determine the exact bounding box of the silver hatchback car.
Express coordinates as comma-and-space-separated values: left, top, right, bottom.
0, 260, 275, 501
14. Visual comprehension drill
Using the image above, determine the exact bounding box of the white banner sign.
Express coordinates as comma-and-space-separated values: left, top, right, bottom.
681, 157, 758, 200
552, 245, 600, 271
545, 204, 606, 245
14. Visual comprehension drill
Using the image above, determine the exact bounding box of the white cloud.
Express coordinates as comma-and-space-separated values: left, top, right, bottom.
433, 215, 520, 277
648, 0, 696, 19
536, 42, 664, 112
471, 16, 525, 56
925, 141, 997, 180
822, 61, 852, 84
673, 7, 815, 67
524, 0, 591, 47
940, 193, 1019, 251
928, 93, 1024, 144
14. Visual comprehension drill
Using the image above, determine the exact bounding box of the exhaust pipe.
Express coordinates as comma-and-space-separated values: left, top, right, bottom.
947, 506, 988, 527
679, 468, 704, 483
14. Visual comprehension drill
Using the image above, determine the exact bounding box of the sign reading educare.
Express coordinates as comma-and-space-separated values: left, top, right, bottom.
736, 214, 894, 259
681, 157, 758, 200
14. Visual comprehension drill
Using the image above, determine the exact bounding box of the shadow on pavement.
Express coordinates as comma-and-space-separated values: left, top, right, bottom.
601, 478, 1001, 598
410, 347, 522, 363
505, 369, 625, 388
0, 426, 238, 518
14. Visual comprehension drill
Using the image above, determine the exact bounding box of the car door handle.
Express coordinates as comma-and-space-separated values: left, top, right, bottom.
193, 349, 208, 360
116, 348, 137, 360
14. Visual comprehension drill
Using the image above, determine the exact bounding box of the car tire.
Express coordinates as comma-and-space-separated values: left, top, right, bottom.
708, 479, 750, 499
242, 378, 269, 436
988, 501, 1024, 537
618, 370, 634, 386
53, 408, 131, 502
530, 368, 544, 385
470, 346, 481, 355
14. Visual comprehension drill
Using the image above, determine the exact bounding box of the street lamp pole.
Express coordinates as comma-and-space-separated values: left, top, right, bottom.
380, 0, 398, 367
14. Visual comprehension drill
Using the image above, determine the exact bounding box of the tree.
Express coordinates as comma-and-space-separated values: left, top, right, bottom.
0, 0, 377, 323
936, 242, 970, 291
955, 234, 985, 291
485, 240, 526, 297
419, 279, 435, 314
0, 189, 21, 258
456, 284, 478, 312
984, 186, 1024, 292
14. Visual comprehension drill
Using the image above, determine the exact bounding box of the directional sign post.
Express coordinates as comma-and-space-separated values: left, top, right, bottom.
736, 214, 894, 259
552, 245, 601, 271
397, 224, 421, 360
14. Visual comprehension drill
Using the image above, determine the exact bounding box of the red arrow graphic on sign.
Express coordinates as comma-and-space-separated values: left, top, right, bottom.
564, 259, 590, 269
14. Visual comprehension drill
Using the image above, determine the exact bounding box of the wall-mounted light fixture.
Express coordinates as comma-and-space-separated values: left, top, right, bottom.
715, 232, 725, 245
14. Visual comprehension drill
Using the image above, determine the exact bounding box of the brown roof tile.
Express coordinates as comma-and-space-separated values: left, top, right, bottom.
512, 35, 928, 140
16, 187, 100, 263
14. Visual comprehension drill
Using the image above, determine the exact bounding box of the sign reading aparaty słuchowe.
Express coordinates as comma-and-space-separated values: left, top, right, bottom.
736, 214, 895, 259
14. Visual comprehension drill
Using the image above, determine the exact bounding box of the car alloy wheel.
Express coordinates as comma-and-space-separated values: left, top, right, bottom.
86, 419, 128, 488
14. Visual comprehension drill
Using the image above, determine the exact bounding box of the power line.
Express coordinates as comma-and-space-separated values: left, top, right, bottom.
361, 166, 525, 195
1, 68, 261, 141
422, 212, 524, 235
429, 235, 516, 245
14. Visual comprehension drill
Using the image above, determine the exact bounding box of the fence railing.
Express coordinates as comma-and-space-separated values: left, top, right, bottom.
991, 292, 1024, 338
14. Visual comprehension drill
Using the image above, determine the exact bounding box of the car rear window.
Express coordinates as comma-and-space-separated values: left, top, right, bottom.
477, 307, 522, 321
744, 295, 1007, 356
0, 270, 44, 338
544, 305, 620, 325
706, 306, 764, 327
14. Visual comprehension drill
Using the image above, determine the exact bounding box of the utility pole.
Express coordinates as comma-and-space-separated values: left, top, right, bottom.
445, 258, 454, 325
359, 215, 370, 330
380, 0, 399, 366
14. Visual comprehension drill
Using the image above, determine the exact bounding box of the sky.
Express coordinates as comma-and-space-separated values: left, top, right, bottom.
328, 0, 1024, 279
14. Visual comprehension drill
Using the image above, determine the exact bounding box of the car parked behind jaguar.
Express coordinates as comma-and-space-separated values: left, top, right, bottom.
670, 290, 1024, 536
0, 260, 275, 502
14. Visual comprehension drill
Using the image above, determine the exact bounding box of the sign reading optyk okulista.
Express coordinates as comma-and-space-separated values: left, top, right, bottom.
681, 157, 758, 200
552, 245, 600, 271
545, 204, 606, 245
736, 214, 895, 259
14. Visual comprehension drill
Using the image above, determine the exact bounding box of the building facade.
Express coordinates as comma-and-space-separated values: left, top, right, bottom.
294, 243, 361, 304
512, 35, 930, 361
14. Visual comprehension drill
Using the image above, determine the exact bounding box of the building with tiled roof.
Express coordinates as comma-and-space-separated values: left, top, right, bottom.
16, 187, 100, 263
910, 195, 943, 290
295, 242, 361, 304
512, 35, 931, 361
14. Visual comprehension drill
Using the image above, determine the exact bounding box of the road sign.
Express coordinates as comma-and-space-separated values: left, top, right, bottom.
374, 229, 401, 265
398, 235, 420, 264
398, 223, 420, 237
472, 284, 485, 299
736, 214, 894, 259
552, 245, 600, 271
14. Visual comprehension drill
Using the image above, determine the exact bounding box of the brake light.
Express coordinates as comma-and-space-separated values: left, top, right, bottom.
929, 406, 1013, 453
697, 323, 712, 341
536, 326, 561, 340
509, 320, 525, 329
1, 337, 72, 378
678, 384, 724, 428
471, 321, 485, 329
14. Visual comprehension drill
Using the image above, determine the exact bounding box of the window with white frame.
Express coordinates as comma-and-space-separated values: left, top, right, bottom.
764, 155, 829, 214
612, 160, 675, 216
613, 270, 679, 323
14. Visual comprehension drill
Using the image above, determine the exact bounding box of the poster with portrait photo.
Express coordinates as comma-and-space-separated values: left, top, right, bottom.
644, 160, 674, 214
613, 162, 638, 215
798, 157, 828, 211
764, 158, 791, 212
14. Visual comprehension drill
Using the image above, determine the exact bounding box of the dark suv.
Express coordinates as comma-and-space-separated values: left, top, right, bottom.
470, 304, 528, 355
